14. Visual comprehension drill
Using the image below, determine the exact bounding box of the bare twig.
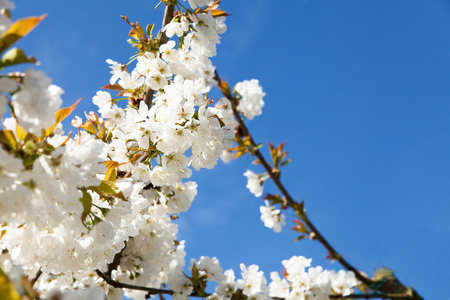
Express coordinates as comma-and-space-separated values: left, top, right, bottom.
30, 268, 42, 286
96, 269, 174, 296
96, 269, 210, 298
215, 71, 425, 300
329, 294, 395, 299
215, 70, 373, 288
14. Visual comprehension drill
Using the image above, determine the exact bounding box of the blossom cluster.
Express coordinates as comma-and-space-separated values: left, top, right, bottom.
180, 255, 358, 300
0, 2, 231, 298
0, 1, 359, 299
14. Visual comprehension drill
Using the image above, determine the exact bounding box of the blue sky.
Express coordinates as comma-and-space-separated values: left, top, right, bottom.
13, 1, 450, 299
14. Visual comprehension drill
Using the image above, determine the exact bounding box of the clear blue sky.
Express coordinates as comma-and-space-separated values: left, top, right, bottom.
13, 1, 450, 299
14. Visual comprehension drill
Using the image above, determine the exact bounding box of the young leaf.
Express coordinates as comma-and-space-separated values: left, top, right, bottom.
102, 83, 125, 92
81, 122, 97, 135
43, 98, 82, 136
55, 98, 82, 124
218, 78, 231, 98
0, 268, 21, 300
92, 181, 127, 201
210, 9, 230, 17
104, 161, 119, 182
0, 130, 17, 149
15, 124, 32, 141
295, 234, 307, 242
0, 47, 37, 69
0, 15, 47, 54
80, 189, 93, 225
146, 24, 154, 36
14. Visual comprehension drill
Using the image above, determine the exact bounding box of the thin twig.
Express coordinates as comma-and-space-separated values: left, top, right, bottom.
96, 269, 174, 296
217, 72, 424, 300
30, 268, 42, 286
143, 3, 175, 107
215, 70, 373, 288
97, 268, 395, 300
328, 294, 394, 299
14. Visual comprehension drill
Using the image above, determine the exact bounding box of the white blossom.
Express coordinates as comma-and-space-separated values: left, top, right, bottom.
244, 169, 264, 197
12, 69, 63, 134
235, 79, 265, 120
260, 201, 286, 233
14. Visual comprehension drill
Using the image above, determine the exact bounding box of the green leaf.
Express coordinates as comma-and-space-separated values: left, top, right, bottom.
90, 181, 127, 201
24, 140, 37, 151
0, 267, 21, 300
294, 200, 306, 218
104, 161, 119, 182
81, 122, 96, 134
0, 47, 36, 69
295, 235, 307, 242
281, 158, 292, 167
191, 263, 199, 278
99, 180, 117, 194
264, 193, 283, 205
0, 15, 46, 55
80, 189, 93, 225
0, 130, 17, 149
15, 125, 32, 141
146, 24, 154, 36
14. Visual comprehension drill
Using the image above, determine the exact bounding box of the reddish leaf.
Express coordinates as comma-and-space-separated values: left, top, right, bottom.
102, 83, 125, 91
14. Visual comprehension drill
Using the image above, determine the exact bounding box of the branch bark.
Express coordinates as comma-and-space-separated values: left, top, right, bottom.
96, 269, 174, 296
97, 268, 410, 300
143, 3, 174, 107
215, 71, 424, 300
215, 70, 373, 288
30, 268, 42, 287
105, 241, 127, 277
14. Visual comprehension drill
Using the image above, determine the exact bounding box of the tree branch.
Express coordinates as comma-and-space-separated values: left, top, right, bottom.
30, 268, 42, 287
216, 72, 425, 300
160, 3, 175, 45
96, 267, 413, 300
105, 241, 127, 277
96, 269, 174, 296
215, 71, 373, 288
143, 3, 174, 107
329, 294, 397, 299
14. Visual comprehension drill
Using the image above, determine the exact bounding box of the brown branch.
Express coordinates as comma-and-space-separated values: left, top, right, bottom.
30, 268, 42, 286
96, 269, 210, 299
329, 294, 394, 299
96, 269, 174, 296
143, 87, 155, 107
105, 241, 127, 277
216, 72, 424, 300
96, 269, 410, 300
143, 3, 175, 107
330, 292, 422, 299
215, 70, 372, 288
160, 4, 175, 45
